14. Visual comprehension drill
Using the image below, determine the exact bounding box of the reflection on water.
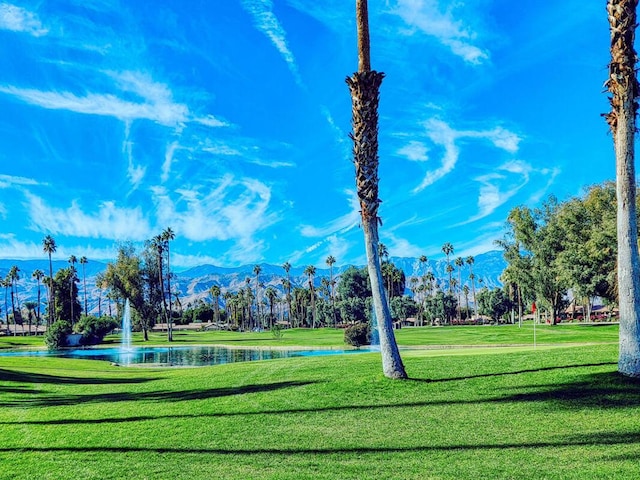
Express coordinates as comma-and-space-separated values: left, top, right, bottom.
0, 345, 373, 367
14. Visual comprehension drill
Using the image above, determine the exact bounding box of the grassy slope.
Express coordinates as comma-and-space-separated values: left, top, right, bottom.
1, 328, 639, 479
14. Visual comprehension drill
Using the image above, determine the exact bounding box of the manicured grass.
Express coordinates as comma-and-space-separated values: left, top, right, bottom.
1, 322, 618, 350
1, 339, 639, 479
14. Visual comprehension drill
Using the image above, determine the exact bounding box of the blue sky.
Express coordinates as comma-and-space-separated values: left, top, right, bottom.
0, 0, 613, 269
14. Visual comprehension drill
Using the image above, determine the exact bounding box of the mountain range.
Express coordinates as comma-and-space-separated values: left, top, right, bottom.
0, 251, 506, 315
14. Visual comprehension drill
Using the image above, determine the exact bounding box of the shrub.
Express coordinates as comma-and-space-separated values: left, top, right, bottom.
45, 320, 72, 350
271, 324, 284, 340
344, 322, 370, 347
74, 315, 119, 346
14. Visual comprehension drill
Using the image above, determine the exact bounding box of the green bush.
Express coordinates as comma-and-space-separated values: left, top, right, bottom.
271, 324, 284, 340
344, 322, 370, 347
74, 315, 119, 346
45, 320, 72, 350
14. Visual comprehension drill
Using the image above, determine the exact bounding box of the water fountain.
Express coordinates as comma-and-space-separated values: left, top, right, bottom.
121, 298, 132, 351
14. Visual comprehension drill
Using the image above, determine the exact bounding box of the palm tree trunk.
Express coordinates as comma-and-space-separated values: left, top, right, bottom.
606, 0, 640, 376
48, 254, 54, 327
166, 245, 173, 341
347, 0, 406, 379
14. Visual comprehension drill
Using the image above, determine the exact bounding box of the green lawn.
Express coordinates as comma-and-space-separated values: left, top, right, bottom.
1, 324, 638, 479
1, 322, 618, 350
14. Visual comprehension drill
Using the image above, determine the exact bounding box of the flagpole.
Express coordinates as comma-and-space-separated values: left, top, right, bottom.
532, 302, 537, 350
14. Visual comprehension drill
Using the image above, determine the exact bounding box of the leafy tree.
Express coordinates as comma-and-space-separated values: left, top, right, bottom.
504, 200, 567, 324
336, 266, 371, 300
51, 267, 81, 325
477, 287, 513, 323
554, 183, 617, 319
45, 320, 71, 350
102, 244, 153, 341
74, 315, 118, 345
344, 322, 370, 347
390, 295, 418, 323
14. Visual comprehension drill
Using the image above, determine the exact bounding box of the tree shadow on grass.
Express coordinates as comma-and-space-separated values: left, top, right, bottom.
6, 371, 639, 426
1, 430, 640, 455
0, 368, 162, 385
408, 362, 618, 384
0, 380, 318, 408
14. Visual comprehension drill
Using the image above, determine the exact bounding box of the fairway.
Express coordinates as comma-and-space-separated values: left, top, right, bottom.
1, 325, 639, 479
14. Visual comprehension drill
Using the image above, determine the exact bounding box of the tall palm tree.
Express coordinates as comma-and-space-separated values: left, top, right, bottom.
265, 286, 278, 328
282, 262, 292, 325
210, 285, 221, 324
152, 234, 171, 341
346, 0, 406, 379
161, 227, 175, 332
245, 277, 253, 329
7, 267, 19, 335
253, 264, 262, 329
442, 243, 454, 293
463, 285, 470, 321
1, 279, 7, 328
1, 278, 8, 327
605, 0, 640, 377
466, 256, 477, 319
68, 255, 77, 324
42, 235, 56, 326
79, 256, 88, 315
326, 255, 337, 327
455, 257, 464, 320
304, 265, 317, 328
32, 269, 44, 327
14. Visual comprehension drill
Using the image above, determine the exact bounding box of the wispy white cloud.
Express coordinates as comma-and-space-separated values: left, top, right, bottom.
242, 0, 303, 86
386, 233, 424, 258
300, 190, 360, 237
397, 140, 429, 162
151, 175, 277, 262
0, 3, 48, 37
390, 0, 489, 64
201, 138, 296, 168
123, 123, 146, 190
24, 193, 152, 241
408, 118, 522, 192
411, 119, 459, 192
0, 71, 229, 128
162, 141, 179, 183
285, 0, 350, 31
0, 174, 42, 188
461, 160, 558, 225
0, 234, 120, 261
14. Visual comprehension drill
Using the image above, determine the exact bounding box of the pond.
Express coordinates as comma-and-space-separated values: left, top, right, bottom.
0, 345, 376, 367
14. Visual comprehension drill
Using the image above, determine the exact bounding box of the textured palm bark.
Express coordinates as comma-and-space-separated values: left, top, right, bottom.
605, 0, 640, 377
347, 71, 407, 379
